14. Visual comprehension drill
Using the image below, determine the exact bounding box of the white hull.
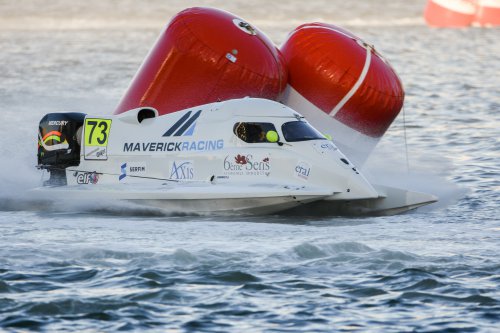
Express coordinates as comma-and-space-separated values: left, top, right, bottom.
284, 184, 437, 216
30, 182, 436, 217
30, 182, 332, 216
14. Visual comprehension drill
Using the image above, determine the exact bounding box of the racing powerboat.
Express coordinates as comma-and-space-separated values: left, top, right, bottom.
33, 98, 436, 216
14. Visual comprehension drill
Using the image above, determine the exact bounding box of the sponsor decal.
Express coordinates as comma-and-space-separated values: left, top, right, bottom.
226, 53, 237, 63
163, 110, 201, 137
169, 161, 194, 180
130, 166, 146, 173
38, 130, 69, 151
119, 163, 127, 181
223, 154, 270, 176
118, 162, 147, 181
85, 147, 107, 159
48, 120, 68, 126
73, 171, 100, 184
123, 140, 224, 153
84, 118, 112, 160
295, 161, 311, 180
320, 142, 339, 152
313, 141, 338, 155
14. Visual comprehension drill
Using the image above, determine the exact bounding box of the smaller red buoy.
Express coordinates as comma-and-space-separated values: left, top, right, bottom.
474, 0, 500, 26
424, 0, 476, 27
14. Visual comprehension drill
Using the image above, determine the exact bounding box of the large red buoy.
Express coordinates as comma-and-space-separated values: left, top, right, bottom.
115, 7, 287, 115
424, 0, 476, 27
280, 23, 404, 164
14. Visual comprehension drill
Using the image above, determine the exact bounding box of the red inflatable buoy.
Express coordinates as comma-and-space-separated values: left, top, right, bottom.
475, 0, 500, 26
115, 7, 287, 115
280, 23, 404, 164
424, 0, 476, 27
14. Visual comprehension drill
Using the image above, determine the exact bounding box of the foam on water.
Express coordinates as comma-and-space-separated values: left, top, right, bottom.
0, 0, 499, 332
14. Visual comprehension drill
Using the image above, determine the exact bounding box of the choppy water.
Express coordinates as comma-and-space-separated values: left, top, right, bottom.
0, 0, 499, 332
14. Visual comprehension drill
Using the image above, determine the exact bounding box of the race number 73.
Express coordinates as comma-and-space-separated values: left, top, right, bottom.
84, 118, 112, 146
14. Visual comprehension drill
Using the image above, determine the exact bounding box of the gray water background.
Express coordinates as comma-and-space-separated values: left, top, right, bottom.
0, 0, 499, 332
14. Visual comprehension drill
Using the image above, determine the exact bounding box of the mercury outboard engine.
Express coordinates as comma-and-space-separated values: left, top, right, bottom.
37, 112, 86, 185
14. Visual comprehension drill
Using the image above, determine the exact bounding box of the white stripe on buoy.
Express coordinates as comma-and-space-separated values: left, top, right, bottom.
283, 25, 375, 119
330, 42, 371, 117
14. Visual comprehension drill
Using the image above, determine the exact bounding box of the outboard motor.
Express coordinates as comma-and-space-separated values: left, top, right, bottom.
37, 112, 86, 185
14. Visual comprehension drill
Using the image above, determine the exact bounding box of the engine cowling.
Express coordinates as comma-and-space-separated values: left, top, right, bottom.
38, 112, 86, 185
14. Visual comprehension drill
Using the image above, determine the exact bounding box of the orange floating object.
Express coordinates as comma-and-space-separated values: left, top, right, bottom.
474, 0, 500, 26
424, 0, 476, 27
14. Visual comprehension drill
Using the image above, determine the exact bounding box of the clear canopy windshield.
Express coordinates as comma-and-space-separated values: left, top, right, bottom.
281, 121, 326, 142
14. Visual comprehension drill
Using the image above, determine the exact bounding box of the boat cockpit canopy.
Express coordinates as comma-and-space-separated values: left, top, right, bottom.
281, 121, 326, 142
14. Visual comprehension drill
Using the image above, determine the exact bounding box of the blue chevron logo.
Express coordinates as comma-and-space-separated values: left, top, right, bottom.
119, 163, 127, 181
163, 110, 202, 137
